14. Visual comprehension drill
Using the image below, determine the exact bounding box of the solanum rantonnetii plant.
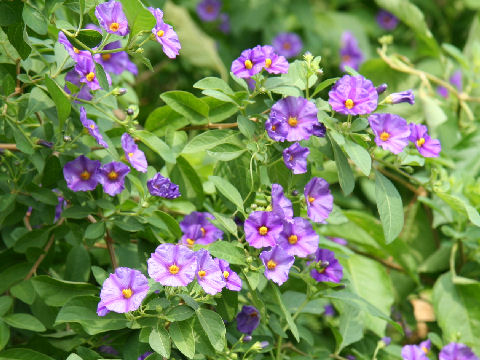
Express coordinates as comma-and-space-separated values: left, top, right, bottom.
1, 0, 480, 360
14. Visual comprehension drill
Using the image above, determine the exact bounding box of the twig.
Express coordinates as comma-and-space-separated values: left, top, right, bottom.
105, 230, 118, 270
0, 144, 18, 150
181, 122, 238, 131
348, 246, 405, 273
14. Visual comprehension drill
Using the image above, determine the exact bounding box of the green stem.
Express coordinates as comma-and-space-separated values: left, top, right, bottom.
51, 55, 70, 79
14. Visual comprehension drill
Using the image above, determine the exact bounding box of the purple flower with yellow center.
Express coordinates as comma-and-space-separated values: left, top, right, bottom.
271, 183, 293, 222
98, 161, 130, 196
214, 258, 242, 291
277, 217, 318, 257
260, 245, 295, 285
180, 224, 202, 247
219, 13, 230, 34
408, 123, 441, 158
310, 248, 343, 283
180, 212, 223, 245
369, 113, 410, 154
244, 211, 283, 248
304, 177, 333, 223
121, 133, 148, 173
197, 0, 221, 22
312, 122, 326, 137
385, 90, 415, 105
328, 75, 378, 115
195, 249, 225, 295
419, 340, 431, 354
236, 305, 260, 335
265, 117, 288, 142
376, 10, 399, 30
97, 267, 149, 315
283, 142, 310, 174
148, 7, 181, 59
95, 0, 129, 36
401, 345, 429, 360
147, 173, 181, 199
80, 107, 108, 148
58, 31, 89, 60
94, 41, 138, 75
64, 70, 93, 102
272, 32, 303, 58
147, 244, 197, 287
260, 45, 289, 74
63, 155, 101, 192
231, 47, 265, 78
75, 54, 109, 91
340, 31, 364, 71
269, 96, 318, 142
440, 343, 479, 360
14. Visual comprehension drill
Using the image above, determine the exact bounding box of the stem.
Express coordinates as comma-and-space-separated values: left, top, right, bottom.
180, 122, 238, 131
105, 230, 118, 270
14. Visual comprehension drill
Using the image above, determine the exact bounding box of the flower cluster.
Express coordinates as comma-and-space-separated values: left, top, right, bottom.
231, 45, 289, 78
401, 340, 478, 360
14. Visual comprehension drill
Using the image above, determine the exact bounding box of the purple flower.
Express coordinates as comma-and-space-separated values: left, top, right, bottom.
260, 45, 289, 74
95, 0, 129, 36
244, 211, 283, 248
58, 31, 89, 60
408, 123, 441, 158
214, 258, 242, 291
64, 70, 93, 101
269, 96, 318, 141
272, 32, 303, 58
97, 267, 149, 315
98, 346, 119, 355
94, 41, 137, 75
329, 237, 348, 246
265, 117, 288, 142
195, 249, 225, 295
147, 244, 197, 287
80, 107, 108, 148
324, 304, 336, 316
121, 133, 148, 173
54, 195, 67, 223
346, 356, 356, 360
312, 122, 326, 137
231, 47, 265, 78
236, 305, 260, 335
180, 212, 223, 245
260, 245, 295, 285
328, 75, 378, 115
450, 70, 462, 91
381, 337, 392, 346
439, 343, 479, 360
271, 183, 293, 222
369, 113, 410, 154
138, 352, 153, 360
376, 10, 399, 30
419, 340, 431, 354
75, 54, 103, 91
218, 13, 230, 34
310, 248, 343, 283
385, 90, 415, 105
196, 0, 221, 21
277, 217, 318, 257
283, 142, 310, 174
304, 177, 333, 223
63, 155, 101, 192
376, 83, 388, 94
98, 161, 130, 196
437, 86, 449, 98
148, 7, 181, 59
340, 31, 364, 71
147, 173, 181, 199
401, 345, 429, 360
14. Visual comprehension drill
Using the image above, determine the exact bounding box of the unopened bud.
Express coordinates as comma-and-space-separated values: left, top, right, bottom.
126, 108, 134, 116
243, 335, 252, 342
291, 190, 299, 196
135, 47, 144, 54
376, 83, 388, 94
63, 135, 72, 142
37, 140, 53, 148
113, 87, 127, 96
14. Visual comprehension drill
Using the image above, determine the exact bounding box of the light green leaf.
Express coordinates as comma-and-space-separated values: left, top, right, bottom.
160, 91, 209, 124
0, 348, 54, 360
272, 284, 299, 342
375, 170, 404, 243
196, 308, 226, 352
211, 212, 238, 237
209, 176, 244, 212
169, 320, 195, 359
31, 276, 97, 307
337, 306, 363, 351
208, 241, 245, 265
119, 0, 156, 41
343, 138, 371, 176
331, 138, 354, 195
44, 76, 71, 128
2, 313, 46, 332
94, 62, 109, 91
182, 130, 237, 154
207, 144, 246, 161
436, 192, 480, 226
134, 129, 176, 163
194, 77, 234, 95
149, 328, 171, 358
0, 321, 9, 351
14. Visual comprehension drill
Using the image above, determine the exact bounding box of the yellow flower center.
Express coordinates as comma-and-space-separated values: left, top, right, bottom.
344, 99, 354, 109
288, 116, 298, 127
258, 226, 268, 236
102, 53, 111, 61
109, 22, 120, 32
73, 47, 80, 54
223, 271, 230, 279
288, 234, 298, 244
271, 125, 276, 131
265, 58, 272, 68
267, 260, 277, 270
86, 72, 95, 82
342, 54, 351, 62
80, 171, 91, 180
200, 227, 206, 236
308, 196, 315, 203
169, 264, 179, 274
416, 137, 425, 147
198, 270, 206, 278
283, 42, 291, 50
122, 288, 133, 298
422, 346, 429, 354
186, 238, 195, 245
380, 132, 390, 141
244, 59, 253, 69
157, 30, 164, 37
107, 171, 118, 180
89, 124, 95, 129
128, 152, 134, 158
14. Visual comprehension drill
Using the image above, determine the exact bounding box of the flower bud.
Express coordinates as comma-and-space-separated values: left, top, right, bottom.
37, 140, 53, 148
113, 87, 127, 96
376, 83, 388, 94
384, 90, 415, 105
243, 335, 252, 342
63, 135, 72, 142
291, 190, 299, 196
126, 108, 134, 116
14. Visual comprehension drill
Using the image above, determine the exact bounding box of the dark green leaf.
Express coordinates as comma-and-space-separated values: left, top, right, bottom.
0, 348, 54, 360
196, 308, 226, 352
84, 222, 105, 240
44, 76, 71, 128
331, 137, 354, 195
0, 2, 23, 26
160, 91, 209, 124
165, 306, 195, 322
75, 29, 101, 48
65, 245, 91, 282
2, 313, 46, 332
134, 129, 176, 164
94, 62, 109, 91
32, 276, 97, 307
209, 176, 244, 212
5, 23, 31, 60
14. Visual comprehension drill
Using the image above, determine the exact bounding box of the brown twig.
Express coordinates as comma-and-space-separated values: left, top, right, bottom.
349, 246, 405, 273
0, 144, 18, 150
181, 122, 238, 131
374, 164, 421, 194
105, 230, 118, 270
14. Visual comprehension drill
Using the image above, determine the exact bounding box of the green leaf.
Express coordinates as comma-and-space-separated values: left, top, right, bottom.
182, 130, 237, 154
237, 114, 256, 139
215, 289, 238, 322
436, 192, 480, 226
149, 328, 171, 358
5, 23, 31, 60
0, 298, 12, 317
84, 222, 105, 240
170, 156, 204, 203
165, 305, 195, 322
337, 306, 363, 351
134, 129, 176, 164
32, 276, 97, 307
65, 245, 91, 282
193, 77, 234, 95
153, 211, 182, 238
0, 2, 23, 26
8, 122, 33, 155
10, 280, 35, 305
94, 62, 109, 91
208, 241, 245, 265
207, 144, 246, 161
160, 91, 209, 124
272, 284, 299, 342
2, 313, 46, 332
343, 138, 371, 176
331, 137, 355, 195
0, 348, 54, 360
144, 105, 188, 136
44, 76, 71, 128
23, 4, 47, 35
375, 170, 404, 244
0, 321, 9, 351
211, 212, 238, 237
62, 206, 92, 219
209, 176, 244, 212
421, 95, 447, 131
196, 308, 226, 352
75, 29, 101, 48
119, 0, 156, 41
311, 77, 340, 98
169, 320, 195, 359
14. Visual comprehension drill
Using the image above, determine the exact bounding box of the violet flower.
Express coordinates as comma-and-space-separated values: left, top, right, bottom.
231, 47, 265, 78
196, 0, 221, 22
385, 90, 415, 105
94, 41, 138, 75
450, 70, 463, 91
95, 0, 129, 36
271, 183, 293, 223
272, 32, 303, 58
369, 113, 410, 154
214, 258, 242, 291
58, 31, 89, 60
148, 7, 181, 59
218, 13, 230, 34
236, 305, 260, 335
328, 75, 378, 115
324, 304, 336, 316
310, 248, 343, 283
195, 249, 225, 295
260, 45, 289, 74
408, 123, 441, 158
147, 173, 181, 199
304, 177, 333, 223
439, 342, 479, 360
329, 237, 348, 246
63, 155, 101, 192
401, 345, 429, 360
80, 107, 108, 148
376, 83, 388, 94
260, 245, 295, 285
420, 340, 431, 354
121, 133, 148, 173
340, 31, 364, 71
97, 267, 149, 315
147, 244, 197, 287
75, 54, 102, 91
138, 352, 153, 360
277, 217, 319, 257
64, 70, 92, 101
180, 212, 223, 245
265, 117, 288, 142
376, 10, 399, 30
283, 142, 310, 174
244, 211, 283, 248
98, 161, 130, 196
312, 122, 326, 137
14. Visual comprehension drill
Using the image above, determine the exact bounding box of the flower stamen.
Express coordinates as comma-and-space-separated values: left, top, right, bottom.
267, 260, 277, 270
288, 234, 298, 244
198, 270, 206, 278
288, 116, 298, 127
344, 99, 354, 109
80, 171, 91, 180
109, 22, 120, 32
86, 72, 95, 82
258, 226, 268, 236
122, 288, 133, 298
169, 264, 180, 274
416, 137, 425, 147
244, 60, 253, 69
380, 132, 390, 141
